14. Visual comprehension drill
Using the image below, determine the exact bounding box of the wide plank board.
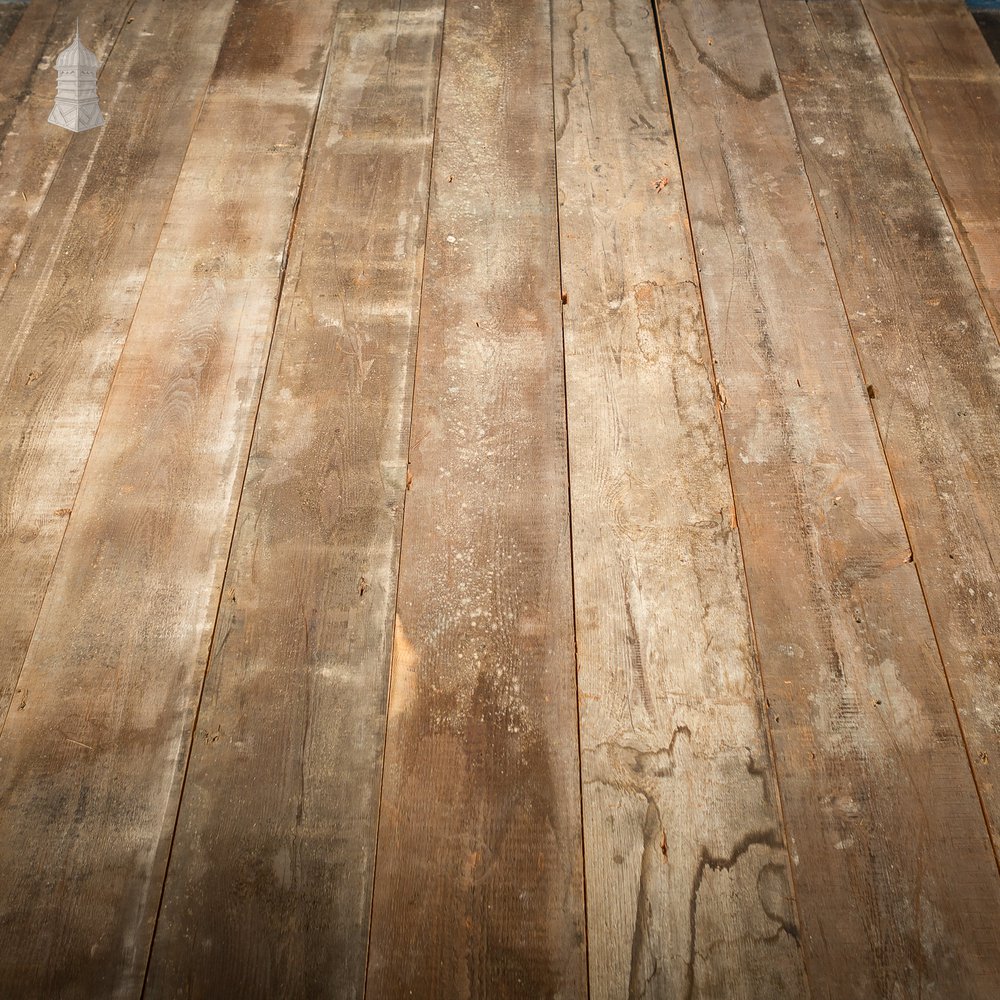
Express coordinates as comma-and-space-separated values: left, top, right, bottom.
0, 0, 235, 717
0, 1, 335, 993
0, 0, 133, 296
657, 0, 1000, 995
365, 0, 588, 995
553, 0, 806, 996
861, 0, 1000, 337
144, 3, 445, 996
761, 0, 1000, 856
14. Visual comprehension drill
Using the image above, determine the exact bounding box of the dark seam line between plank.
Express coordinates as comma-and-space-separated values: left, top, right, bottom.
763, 0, 1000, 876
362, 0, 448, 993
855, 0, 1000, 352
0, 0, 141, 306
548, 0, 591, 995
0, 0, 200, 745
648, 3, 815, 994
137, 15, 341, 994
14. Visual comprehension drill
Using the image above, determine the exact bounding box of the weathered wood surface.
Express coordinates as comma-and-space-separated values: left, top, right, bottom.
0, 1, 335, 994
0, 0, 28, 53
0, 0, 133, 296
0, 0, 124, 143
861, 0, 1000, 337
553, 0, 806, 996
762, 0, 1000, 858
0, 0, 235, 718
144, 3, 445, 997
657, 0, 1000, 995
365, 0, 587, 995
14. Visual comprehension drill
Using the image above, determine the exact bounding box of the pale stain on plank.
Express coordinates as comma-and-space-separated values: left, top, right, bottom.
659, 0, 1000, 995
144, 4, 445, 996
0, 1, 336, 993
762, 0, 1000, 858
0, 0, 998, 994
554, 0, 806, 996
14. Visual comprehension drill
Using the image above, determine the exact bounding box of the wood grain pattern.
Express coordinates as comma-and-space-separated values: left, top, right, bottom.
365, 0, 587, 995
144, 3, 445, 997
0, 0, 133, 296
0, 1, 335, 994
761, 0, 1000, 859
553, 0, 806, 996
861, 0, 1000, 337
0, 0, 235, 718
657, 0, 1000, 995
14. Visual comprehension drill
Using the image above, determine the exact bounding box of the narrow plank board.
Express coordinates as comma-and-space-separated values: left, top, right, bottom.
365, 0, 588, 994
144, 4, 445, 996
657, 0, 1000, 995
761, 0, 1000, 856
0, 0, 133, 295
0, 1, 336, 993
861, 0, 1000, 336
0, 0, 235, 717
553, 0, 806, 995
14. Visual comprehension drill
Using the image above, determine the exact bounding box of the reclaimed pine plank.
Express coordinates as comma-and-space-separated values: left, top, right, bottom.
553, 0, 806, 995
143, 4, 445, 997
861, 0, 1000, 337
0, 0, 134, 295
761, 0, 1000, 859
656, 0, 1000, 995
0, 0, 235, 717
365, 0, 587, 995
0, 1, 336, 993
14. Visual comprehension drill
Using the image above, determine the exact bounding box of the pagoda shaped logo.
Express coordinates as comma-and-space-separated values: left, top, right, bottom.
48, 22, 105, 133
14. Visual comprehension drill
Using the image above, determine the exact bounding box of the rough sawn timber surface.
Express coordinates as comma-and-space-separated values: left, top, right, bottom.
0, 0, 132, 297
762, 0, 1000, 861
0, 0, 335, 994
144, 2, 445, 997
0, 0, 235, 720
861, 0, 1000, 338
553, 0, 807, 996
365, 0, 588, 995
658, 0, 1000, 996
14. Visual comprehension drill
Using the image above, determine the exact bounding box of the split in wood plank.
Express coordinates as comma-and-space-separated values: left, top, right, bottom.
553, 0, 806, 996
145, 3, 445, 996
658, 0, 1000, 994
366, 0, 587, 995
0, 1, 336, 993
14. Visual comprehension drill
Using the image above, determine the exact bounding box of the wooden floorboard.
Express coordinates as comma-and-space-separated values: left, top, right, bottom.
0, 0, 133, 296
365, 0, 587, 995
144, 3, 444, 996
861, 0, 1000, 338
553, 0, 806, 996
0, 0, 998, 994
657, 0, 1000, 995
0, 0, 334, 992
0, 0, 234, 732
762, 0, 1000, 860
